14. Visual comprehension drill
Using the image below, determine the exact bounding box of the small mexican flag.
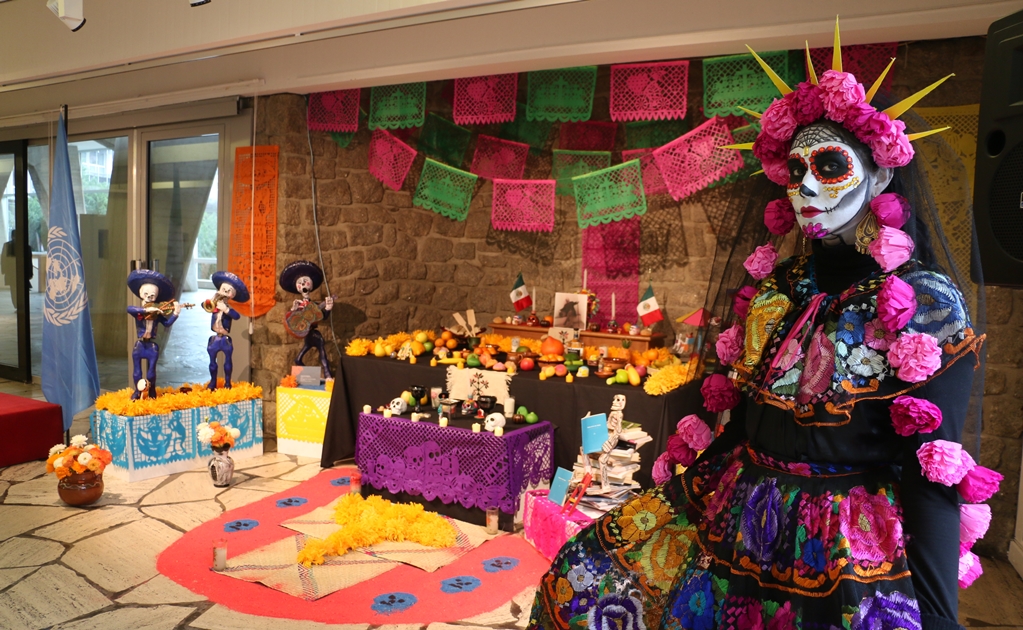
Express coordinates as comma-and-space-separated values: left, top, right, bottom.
510, 273, 532, 312
638, 284, 663, 326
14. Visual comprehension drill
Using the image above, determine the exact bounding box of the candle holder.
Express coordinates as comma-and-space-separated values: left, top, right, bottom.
486, 507, 500, 535
213, 538, 227, 571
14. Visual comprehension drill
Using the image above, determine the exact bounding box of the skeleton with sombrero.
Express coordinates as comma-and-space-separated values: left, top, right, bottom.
126, 269, 181, 400
203, 271, 249, 390
280, 260, 334, 379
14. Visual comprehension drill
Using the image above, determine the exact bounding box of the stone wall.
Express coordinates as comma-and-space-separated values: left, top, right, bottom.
248, 35, 1023, 557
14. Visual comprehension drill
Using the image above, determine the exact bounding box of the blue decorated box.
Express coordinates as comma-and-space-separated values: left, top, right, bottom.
90, 398, 263, 482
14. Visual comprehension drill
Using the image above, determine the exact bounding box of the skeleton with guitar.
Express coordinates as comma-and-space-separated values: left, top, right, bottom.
281, 260, 335, 379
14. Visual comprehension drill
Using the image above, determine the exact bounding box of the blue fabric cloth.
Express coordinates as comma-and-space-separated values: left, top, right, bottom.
41, 113, 100, 431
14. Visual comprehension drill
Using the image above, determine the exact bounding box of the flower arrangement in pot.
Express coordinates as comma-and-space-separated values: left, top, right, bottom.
46, 435, 113, 507
198, 420, 241, 487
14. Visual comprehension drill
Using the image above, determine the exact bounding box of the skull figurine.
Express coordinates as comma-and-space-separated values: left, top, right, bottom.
389, 397, 408, 415
611, 394, 627, 412
484, 412, 506, 432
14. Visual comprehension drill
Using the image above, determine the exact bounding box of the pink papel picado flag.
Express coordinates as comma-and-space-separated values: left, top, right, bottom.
638, 284, 663, 326
510, 273, 533, 312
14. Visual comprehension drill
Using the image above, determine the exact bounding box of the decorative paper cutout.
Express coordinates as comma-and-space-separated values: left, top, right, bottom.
470, 135, 530, 180
453, 74, 518, 125
810, 42, 899, 95
558, 121, 618, 151
228, 146, 279, 318
499, 102, 553, 149
572, 159, 647, 228
620, 147, 668, 196
625, 118, 690, 150
307, 89, 360, 133
367, 129, 417, 191
581, 217, 640, 326
526, 66, 597, 122
610, 61, 689, 122
491, 179, 556, 232
413, 158, 479, 221
419, 113, 472, 167
703, 50, 796, 117
707, 123, 761, 189
331, 132, 355, 149
652, 116, 744, 201
369, 82, 427, 130
917, 104, 979, 191
551, 150, 612, 196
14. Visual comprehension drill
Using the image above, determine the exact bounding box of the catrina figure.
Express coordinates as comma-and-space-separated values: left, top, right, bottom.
280, 260, 334, 379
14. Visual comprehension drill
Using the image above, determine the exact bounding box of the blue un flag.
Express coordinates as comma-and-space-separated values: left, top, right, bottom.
41, 112, 100, 431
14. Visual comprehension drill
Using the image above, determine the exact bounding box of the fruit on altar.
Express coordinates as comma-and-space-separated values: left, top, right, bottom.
373, 343, 387, 358
554, 364, 568, 377
441, 330, 453, 341
626, 365, 641, 386
516, 405, 529, 416
506, 363, 516, 375
542, 366, 556, 378
409, 356, 417, 364
430, 358, 438, 367
538, 372, 547, 381
525, 411, 539, 424
493, 362, 507, 371
445, 338, 458, 350
466, 354, 482, 368
644, 349, 660, 362
634, 364, 647, 378
540, 336, 565, 357
641, 328, 653, 336
493, 316, 504, 324
577, 366, 590, 378
401, 390, 415, 405
512, 413, 526, 424
606, 377, 616, 385
543, 316, 553, 326
615, 369, 629, 384
414, 332, 429, 344
423, 341, 434, 353
385, 344, 395, 355
516, 346, 531, 353
410, 341, 426, 356
518, 357, 535, 371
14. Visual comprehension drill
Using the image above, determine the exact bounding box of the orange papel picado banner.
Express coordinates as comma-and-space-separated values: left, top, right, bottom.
229, 145, 279, 318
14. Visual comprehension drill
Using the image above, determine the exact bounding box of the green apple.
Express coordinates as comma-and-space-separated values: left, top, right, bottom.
423, 341, 434, 352
525, 411, 539, 424
466, 354, 482, 368
516, 405, 529, 416
516, 346, 531, 353
615, 369, 629, 384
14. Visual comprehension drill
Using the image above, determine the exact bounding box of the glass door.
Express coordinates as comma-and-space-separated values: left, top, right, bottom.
0, 140, 30, 382
143, 130, 222, 388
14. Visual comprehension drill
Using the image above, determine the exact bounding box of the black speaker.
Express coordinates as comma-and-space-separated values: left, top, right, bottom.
973, 9, 1023, 287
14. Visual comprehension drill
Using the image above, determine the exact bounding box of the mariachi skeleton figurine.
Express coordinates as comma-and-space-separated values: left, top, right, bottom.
203, 271, 249, 391
126, 269, 181, 400
596, 394, 627, 490
280, 260, 334, 379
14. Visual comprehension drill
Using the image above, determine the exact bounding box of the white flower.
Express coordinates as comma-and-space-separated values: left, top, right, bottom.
229, 428, 241, 439
198, 427, 216, 443
57, 457, 71, 469
77, 452, 92, 466
49, 444, 66, 457
70, 434, 88, 448
847, 346, 887, 378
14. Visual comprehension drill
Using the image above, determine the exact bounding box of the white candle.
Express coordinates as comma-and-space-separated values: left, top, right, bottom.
410, 413, 420, 422
532, 287, 536, 307
383, 409, 392, 418
439, 416, 448, 427
612, 293, 616, 320
583, 269, 588, 290
362, 405, 371, 414
472, 423, 481, 433
503, 397, 516, 415
494, 426, 504, 437
213, 540, 227, 571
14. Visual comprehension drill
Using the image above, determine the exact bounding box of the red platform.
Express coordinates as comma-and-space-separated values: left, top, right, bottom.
0, 393, 64, 468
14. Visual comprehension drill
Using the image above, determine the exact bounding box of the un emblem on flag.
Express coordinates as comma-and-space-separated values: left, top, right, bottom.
44, 226, 88, 327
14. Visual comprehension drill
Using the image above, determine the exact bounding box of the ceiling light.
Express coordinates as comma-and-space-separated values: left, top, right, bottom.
46, 0, 85, 32
190, 0, 211, 6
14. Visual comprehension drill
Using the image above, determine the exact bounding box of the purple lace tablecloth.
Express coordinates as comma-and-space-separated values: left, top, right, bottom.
355, 413, 553, 514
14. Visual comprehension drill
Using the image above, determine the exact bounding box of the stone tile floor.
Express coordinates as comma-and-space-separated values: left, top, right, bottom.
2, 378, 1023, 629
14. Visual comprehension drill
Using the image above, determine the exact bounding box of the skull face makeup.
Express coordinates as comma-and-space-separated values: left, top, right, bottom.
295, 276, 314, 295
787, 123, 892, 244
139, 283, 159, 303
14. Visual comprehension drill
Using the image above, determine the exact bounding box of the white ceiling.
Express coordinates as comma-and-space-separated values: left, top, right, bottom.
0, 0, 1021, 123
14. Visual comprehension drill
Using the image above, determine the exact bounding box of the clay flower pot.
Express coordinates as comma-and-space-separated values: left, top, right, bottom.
57, 471, 104, 507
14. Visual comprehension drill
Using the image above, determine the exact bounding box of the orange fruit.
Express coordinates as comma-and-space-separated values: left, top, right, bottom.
441, 331, 453, 340
644, 349, 659, 361
445, 338, 458, 349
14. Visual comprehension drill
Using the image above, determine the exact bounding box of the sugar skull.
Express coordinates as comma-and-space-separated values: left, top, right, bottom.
611, 394, 627, 412
484, 412, 506, 432
389, 397, 408, 415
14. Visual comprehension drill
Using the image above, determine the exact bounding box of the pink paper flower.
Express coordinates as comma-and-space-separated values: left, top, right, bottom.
752, 132, 788, 161
666, 434, 697, 467
876, 275, 917, 332
889, 395, 943, 436
888, 332, 942, 383
819, 70, 866, 123
701, 374, 740, 413
868, 226, 915, 272
744, 243, 779, 280
761, 98, 798, 141
957, 465, 1003, 503
864, 318, 896, 351
802, 222, 829, 239
716, 324, 745, 365
870, 193, 911, 229
960, 503, 991, 549
788, 83, 825, 126
733, 286, 758, 320
838, 486, 902, 563
843, 101, 879, 135
917, 439, 976, 486
652, 452, 674, 485
676, 414, 713, 451
958, 550, 983, 588
764, 198, 796, 235
761, 157, 790, 186
872, 131, 915, 168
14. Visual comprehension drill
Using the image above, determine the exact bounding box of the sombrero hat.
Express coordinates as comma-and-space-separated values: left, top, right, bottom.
279, 260, 323, 294
212, 271, 250, 303
127, 269, 175, 302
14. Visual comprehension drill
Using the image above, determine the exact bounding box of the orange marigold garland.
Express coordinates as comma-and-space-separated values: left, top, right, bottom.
94, 381, 262, 417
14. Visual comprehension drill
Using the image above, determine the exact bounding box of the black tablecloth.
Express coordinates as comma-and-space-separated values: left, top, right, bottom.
322, 354, 708, 487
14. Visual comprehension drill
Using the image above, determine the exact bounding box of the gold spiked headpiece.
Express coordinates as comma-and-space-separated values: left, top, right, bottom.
722, 17, 952, 185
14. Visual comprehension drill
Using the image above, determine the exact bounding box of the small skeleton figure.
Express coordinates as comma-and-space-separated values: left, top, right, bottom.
280, 260, 334, 379
204, 271, 249, 390
597, 394, 627, 490
126, 270, 181, 400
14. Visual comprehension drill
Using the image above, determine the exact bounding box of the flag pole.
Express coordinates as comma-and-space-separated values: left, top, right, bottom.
61, 104, 69, 446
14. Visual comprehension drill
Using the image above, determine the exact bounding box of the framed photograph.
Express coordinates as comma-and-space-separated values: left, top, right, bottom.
552, 292, 588, 330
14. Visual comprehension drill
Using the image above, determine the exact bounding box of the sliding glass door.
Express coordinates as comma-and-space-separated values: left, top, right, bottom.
0, 141, 30, 381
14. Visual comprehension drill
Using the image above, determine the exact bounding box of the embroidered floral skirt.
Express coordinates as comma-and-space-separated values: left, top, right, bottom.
527, 443, 925, 630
